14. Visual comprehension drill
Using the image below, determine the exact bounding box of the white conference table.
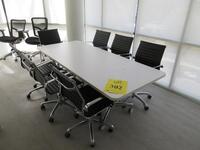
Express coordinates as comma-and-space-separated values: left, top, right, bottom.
38, 41, 165, 101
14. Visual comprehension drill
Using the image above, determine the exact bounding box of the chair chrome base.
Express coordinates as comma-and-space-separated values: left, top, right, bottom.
0, 43, 21, 61
27, 85, 44, 100
133, 92, 151, 111
40, 96, 76, 123
136, 92, 152, 99
65, 107, 114, 147
116, 92, 152, 113
115, 101, 135, 113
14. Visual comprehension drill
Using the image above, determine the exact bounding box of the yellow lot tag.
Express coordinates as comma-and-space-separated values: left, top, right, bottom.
104, 79, 128, 95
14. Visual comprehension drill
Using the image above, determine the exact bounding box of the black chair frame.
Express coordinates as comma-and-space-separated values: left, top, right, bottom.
25, 17, 48, 45
48, 66, 114, 147
110, 34, 133, 58
118, 40, 166, 113
15, 48, 59, 102
92, 30, 111, 50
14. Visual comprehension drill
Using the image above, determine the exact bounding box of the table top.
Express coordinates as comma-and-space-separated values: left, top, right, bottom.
16, 41, 38, 53
39, 41, 165, 101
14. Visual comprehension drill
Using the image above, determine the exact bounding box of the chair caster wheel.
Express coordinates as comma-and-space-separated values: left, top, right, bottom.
144, 106, 149, 111
27, 94, 31, 99
73, 113, 79, 119
49, 117, 54, 123
65, 131, 71, 138
108, 125, 114, 133
40, 105, 46, 111
147, 95, 152, 99
90, 141, 95, 147
128, 108, 133, 114
44, 98, 48, 101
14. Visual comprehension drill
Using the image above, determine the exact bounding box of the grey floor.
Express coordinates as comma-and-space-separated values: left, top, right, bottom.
1, 57, 200, 150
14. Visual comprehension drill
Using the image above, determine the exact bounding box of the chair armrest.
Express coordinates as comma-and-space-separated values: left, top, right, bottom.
83, 97, 103, 112
29, 67, 35, 77
44, 78, 56, 89
12, 28, 25, 39
36, 60, 53, 67
64, 71, 71, 76
23, 30, 30, 37
30, 51, 41, 59
154, 65, 163, 70
0, 29, 5, 36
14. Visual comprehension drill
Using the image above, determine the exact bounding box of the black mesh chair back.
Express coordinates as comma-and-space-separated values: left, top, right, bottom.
25, 17, 48, 45
52, 67, 85, 110
32, 17, 48, 37
110, 34, 133, 54
11, 19, 26, 38
38, 29, 61, 45
135, 41, 166, 68
0, 19, 26, 44
93, 30, 111, 50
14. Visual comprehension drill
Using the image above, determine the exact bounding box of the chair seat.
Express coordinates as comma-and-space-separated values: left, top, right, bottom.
0, 36, 18, 43
45, 80, 59, 95
80, 85, 113, 117
25, 37, 40, 45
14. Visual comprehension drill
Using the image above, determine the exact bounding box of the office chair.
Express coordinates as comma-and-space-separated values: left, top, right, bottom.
0, 19, 26, 61
49, 66, 114, 147
31, 29, 61, 61
15, 48, 59, 101
110, 34, 133, 58
38, 29, 61, 45
92, 30, 111, 50
25, 17, 48, 45
134, 41, 166, 69
37, 29, 84, 122
120, 41, 166, 113
40, 66, 83, 123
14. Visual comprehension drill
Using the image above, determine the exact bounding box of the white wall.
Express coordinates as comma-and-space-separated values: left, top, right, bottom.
85, 0, 200, 101
66, 0, 85, 41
